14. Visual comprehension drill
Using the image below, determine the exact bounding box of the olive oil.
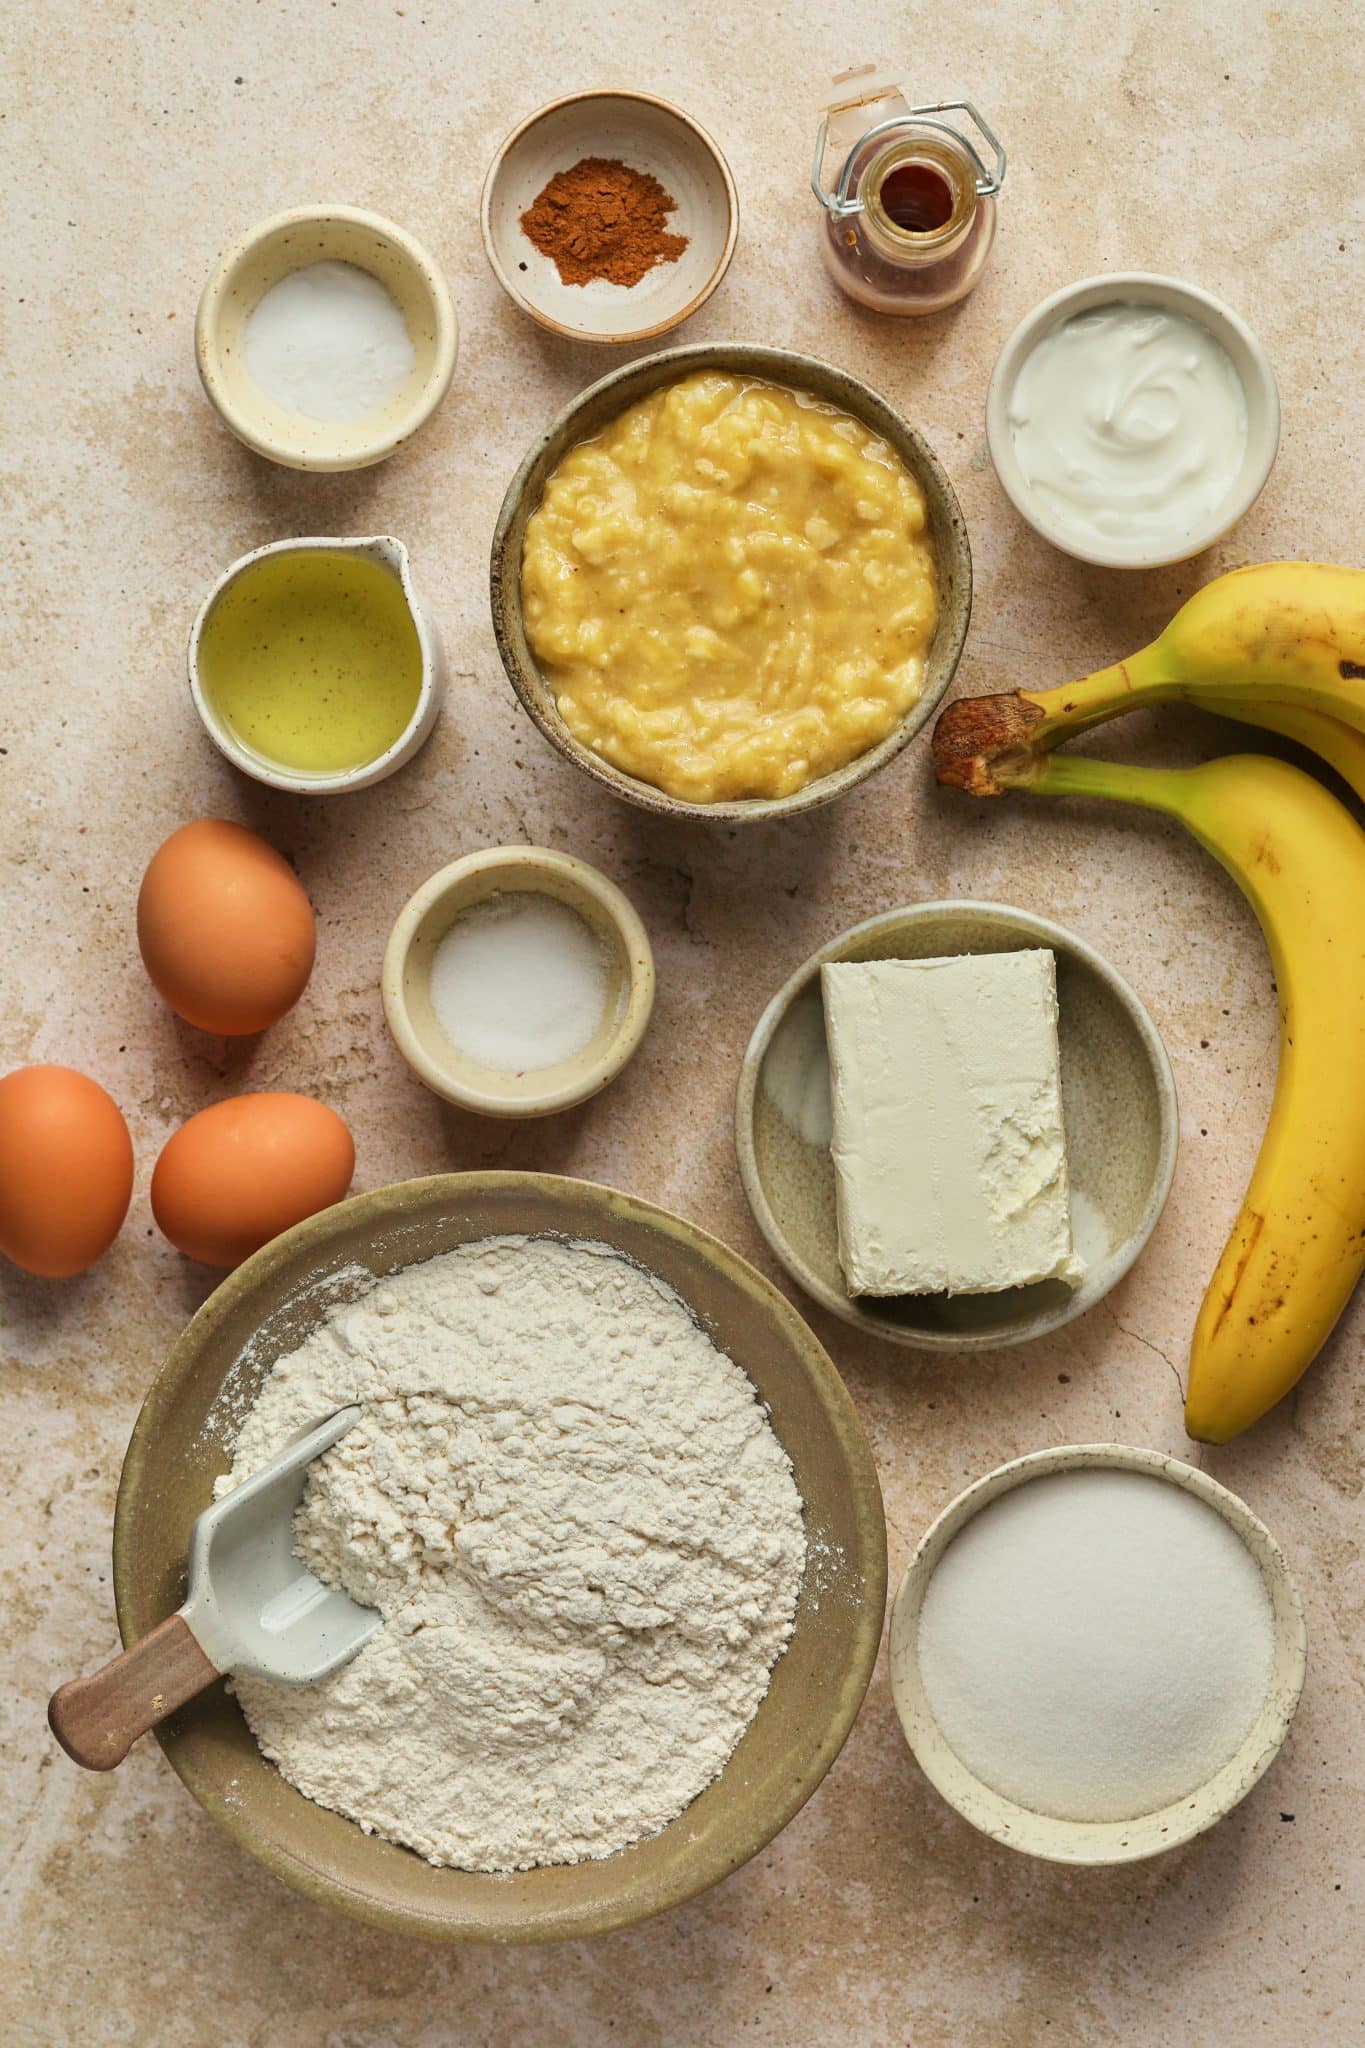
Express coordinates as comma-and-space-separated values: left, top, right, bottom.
198, 549, 422, 776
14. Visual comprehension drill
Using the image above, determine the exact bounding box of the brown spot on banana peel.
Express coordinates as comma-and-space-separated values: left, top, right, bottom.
1206, 1209, 1267, 1343
1342, 659, 1365, 680
931, 694, 1047, 794
1050, 658, 1141, 725
1189, 1213, 1340, 1443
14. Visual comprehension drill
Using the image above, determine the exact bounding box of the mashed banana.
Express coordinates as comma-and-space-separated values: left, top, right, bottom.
521, 371, 939, 804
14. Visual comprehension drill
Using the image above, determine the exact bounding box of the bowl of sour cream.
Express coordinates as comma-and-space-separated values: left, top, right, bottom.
986, 274, 1279, 569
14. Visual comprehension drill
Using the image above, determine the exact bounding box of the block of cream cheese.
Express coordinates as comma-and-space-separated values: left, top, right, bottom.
821, 951, 1082, 1297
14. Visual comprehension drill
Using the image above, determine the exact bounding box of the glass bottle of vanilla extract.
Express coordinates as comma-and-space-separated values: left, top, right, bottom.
812, 72, 1006, 315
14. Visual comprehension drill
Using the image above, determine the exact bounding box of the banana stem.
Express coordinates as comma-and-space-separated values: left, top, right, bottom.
1014, 752, 1270, 955
1021, 750, 1197, 822
933, 654, 1170, 795
1021, 655, 1174, 743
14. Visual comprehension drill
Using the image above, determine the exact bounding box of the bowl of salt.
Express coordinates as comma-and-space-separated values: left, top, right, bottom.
889, 1443, 1306, 1864
196, 204, 457, 471
381, 845, 655, 1118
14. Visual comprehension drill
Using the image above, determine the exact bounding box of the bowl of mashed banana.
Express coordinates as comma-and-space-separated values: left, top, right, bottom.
491, 343, 972, 820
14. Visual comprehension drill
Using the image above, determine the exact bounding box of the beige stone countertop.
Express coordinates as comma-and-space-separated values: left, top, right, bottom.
2, 1, 1361, 2042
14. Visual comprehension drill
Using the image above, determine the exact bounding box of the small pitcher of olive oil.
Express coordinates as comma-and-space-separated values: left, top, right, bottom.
812, 70, 1006, 316
189, 534, 443, 793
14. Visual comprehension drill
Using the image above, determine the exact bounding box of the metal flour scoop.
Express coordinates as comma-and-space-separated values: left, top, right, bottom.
49, 1406, 380, 1771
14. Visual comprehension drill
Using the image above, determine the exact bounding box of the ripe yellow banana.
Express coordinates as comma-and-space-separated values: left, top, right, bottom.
936, 745, 1365, 1443
934, 561, 1365, 800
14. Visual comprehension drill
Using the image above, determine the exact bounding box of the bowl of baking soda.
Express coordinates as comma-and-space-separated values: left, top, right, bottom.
382, 845, 656, 1116
890, 1443, 1306, 1863
196, 204, 457, 470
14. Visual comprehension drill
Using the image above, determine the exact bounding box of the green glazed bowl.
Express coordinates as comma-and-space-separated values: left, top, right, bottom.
114, 1172, 887, 1943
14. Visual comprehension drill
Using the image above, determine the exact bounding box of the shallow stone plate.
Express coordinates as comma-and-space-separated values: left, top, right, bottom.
490, 341, 972, 822
114, 1172, 886, 1943
735, 901, 1178, 1350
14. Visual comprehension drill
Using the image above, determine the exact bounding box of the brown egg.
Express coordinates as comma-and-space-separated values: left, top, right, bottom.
137, 819, 316, 1035
0, 1065, 134, 1277
151, 1093, 355, 1268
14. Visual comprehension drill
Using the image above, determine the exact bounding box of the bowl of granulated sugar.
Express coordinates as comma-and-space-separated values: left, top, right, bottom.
196, 206, 457, 471
889, 1443, 1306, 1864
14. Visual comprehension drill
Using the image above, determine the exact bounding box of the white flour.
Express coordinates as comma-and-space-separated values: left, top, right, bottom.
222, 1235, 806, 1872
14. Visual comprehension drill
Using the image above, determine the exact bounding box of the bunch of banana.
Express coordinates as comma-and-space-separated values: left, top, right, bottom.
931, 563, 1365, 1443
933, 561, 1365, 799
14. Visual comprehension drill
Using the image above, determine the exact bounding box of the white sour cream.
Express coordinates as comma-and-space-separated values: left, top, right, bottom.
1007, 302, 1248, 552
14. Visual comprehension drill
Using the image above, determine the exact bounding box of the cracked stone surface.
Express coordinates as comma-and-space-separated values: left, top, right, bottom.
2, 2, 1361, 2044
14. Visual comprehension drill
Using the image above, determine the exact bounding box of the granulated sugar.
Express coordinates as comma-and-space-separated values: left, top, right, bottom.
244, 261, 414, 423
916, 1468, 1276, 1822
428, 893, 609, 1074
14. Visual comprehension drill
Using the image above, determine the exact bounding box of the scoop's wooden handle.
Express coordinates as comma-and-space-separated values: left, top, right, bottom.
48, 1614, 220, 1770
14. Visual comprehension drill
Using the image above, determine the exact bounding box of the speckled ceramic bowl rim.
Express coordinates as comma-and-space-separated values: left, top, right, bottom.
186, 534, 444, 795
735, 899, 1179, 1350
888, 1443, 1308, 1864
195, 204, 458, 472
112, 1170, 889, 1943
985, 272, 1280, 569
490, 341, 972, 823
479, 89, 740, 344
381, 847, 656, 1116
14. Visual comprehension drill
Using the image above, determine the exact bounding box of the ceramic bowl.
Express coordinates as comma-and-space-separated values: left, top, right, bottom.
187, 534, 444, 795
196, 205, 457, 471
480, 90, 738, 344
112, 1172, 888, 1942
491, 342, 972, 823
735, 901, 1178, 1350
381, 847, 655, 1117
985, 272, 1280, 569
888, 1443, 1307, 1864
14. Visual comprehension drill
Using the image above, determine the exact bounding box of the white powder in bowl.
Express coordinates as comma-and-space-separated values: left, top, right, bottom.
221, 1235, 806, 1872
245, 261, 415, 424
429, 893, 611, 1073
916, 1468, 1276, 1822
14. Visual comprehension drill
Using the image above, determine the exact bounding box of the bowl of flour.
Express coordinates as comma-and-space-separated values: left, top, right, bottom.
113, 1172, 886, 1941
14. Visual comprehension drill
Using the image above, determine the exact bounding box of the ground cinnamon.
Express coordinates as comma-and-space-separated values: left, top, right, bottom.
520, 156, 689, 288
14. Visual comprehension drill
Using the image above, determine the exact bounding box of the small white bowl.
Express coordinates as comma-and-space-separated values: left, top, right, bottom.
188, 535, 444, 796
382, 847, 655, 1118
889, 1444, 1307, 1865
196, 205, 457, 471
480, 90, 738, 345
985, 273, 1280, 569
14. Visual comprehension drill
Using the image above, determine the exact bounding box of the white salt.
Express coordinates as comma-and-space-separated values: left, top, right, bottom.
916, 1468, 1276, 1822
245, 261, 415, 423
429, 892, 611, 1075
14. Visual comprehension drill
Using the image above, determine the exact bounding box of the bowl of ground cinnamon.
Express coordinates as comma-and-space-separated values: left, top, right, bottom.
481, 90, 738, 344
